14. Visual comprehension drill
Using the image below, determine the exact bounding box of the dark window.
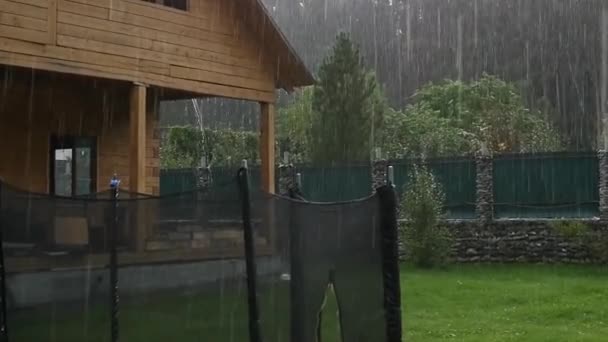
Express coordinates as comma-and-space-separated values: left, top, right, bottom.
142, 0, 188, 11
50, 136, 97, 196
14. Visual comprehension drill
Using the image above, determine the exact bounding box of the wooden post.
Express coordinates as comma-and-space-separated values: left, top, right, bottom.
129, 83, 147, 193
260, 102, 277, 258
130, 83, 147, 253
260, 102, 275, 193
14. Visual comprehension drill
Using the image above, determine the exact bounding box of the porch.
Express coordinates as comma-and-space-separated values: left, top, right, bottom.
0, 66, 276, 273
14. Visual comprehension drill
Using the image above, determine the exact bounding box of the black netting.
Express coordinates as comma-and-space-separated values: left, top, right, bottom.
254, 189, 399, 342
0, 174, 401, 342
0, 176, 255, 342
1, 182, 112, 342
116, 179, 251, 342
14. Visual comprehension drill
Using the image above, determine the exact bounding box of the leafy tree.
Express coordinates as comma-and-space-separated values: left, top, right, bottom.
381, 106, 474, 158
266, 0, 600, 149
161, 126, 259, 169
383, 75, 562, 158
161, 126, 204, 169
277, 87, 315, 163
310, 33, 386, 164
202, 129, 259, 166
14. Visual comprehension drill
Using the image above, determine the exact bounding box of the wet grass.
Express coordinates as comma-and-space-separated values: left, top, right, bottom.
8, 264, 608, 341
404, 264, 608, 341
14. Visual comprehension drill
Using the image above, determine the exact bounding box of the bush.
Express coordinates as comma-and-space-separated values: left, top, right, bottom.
400, 165, 452, 268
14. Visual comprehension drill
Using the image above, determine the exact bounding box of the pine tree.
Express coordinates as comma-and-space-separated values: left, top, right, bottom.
310, 33, 385, 164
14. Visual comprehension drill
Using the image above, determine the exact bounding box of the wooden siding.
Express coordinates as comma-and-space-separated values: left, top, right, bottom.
0, 72, 160, 195
0, 0, 278, 102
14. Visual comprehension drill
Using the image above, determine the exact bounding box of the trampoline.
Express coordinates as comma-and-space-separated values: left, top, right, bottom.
0, 168, 401, 342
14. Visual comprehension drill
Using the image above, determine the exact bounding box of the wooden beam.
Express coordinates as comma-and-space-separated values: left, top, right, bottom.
260, 102, 275, 193
129, 82, 146, 193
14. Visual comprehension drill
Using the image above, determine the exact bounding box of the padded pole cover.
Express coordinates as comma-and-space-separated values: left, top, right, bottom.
109, 179, 120, 342
238, 168, 262, 342
377, 185, 403, 342
0, 182, 8, 342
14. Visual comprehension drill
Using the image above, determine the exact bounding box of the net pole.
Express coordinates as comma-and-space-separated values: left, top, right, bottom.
377, 184, 402, 342
0, 182, 8, 342
109, 177, 120, 342
237, 167, 262, 342
288, 188, 301, 342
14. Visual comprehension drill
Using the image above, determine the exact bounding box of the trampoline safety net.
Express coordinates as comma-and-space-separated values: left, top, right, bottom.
0, 169, 401, 342
251, 184, 402, 342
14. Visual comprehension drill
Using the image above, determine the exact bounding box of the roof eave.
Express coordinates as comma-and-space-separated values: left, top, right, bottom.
253, 0, 315, 89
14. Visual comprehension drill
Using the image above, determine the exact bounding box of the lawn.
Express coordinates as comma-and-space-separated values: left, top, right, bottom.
7, 264, 608, 341
404, 264, 608, 342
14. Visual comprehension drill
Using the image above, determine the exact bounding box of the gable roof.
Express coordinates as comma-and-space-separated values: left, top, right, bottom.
237, 0, 315, 91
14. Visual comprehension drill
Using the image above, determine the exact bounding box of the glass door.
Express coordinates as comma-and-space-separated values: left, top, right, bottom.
50, 136, 97, 196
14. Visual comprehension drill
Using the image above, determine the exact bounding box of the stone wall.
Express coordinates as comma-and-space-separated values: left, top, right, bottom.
475, 155, 493, 222
599, 151, 608, 221
400, 219, 608, 264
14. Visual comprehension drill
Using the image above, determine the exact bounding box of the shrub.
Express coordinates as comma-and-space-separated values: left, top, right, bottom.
400, 165, 452, 268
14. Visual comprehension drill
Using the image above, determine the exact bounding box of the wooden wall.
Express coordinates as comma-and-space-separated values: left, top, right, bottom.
0, 70, 161, 195
0, 0, 277, 103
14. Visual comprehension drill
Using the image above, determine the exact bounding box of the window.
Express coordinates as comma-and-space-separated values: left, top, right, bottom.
50, 136, 97, 196
142, 0, 188, 11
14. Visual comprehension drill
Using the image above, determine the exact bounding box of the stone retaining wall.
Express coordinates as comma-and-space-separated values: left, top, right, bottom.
400, 219, 608, 264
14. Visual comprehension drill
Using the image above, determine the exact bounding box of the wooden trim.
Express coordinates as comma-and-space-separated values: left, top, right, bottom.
0, 48, 275, 102
48, 0, 58, 45
122, 0, 191, 15
260, 102, 275, 193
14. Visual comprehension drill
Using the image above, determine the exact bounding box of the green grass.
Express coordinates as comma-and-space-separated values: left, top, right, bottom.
404, 264, 608, 342
8, 264, 608, 341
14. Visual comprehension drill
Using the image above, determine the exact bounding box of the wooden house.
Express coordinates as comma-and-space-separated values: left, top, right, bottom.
0, 0, 313, 271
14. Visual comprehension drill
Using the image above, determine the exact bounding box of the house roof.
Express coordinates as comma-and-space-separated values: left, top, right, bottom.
238, 0, 315, 91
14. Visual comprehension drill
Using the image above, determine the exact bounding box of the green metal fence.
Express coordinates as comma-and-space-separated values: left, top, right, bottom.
160, 169, 197, 195
297, 164, 373, 202
493, 152, 599, 218
160, 167, 264, 195
161, 152, 601, 219
392, 158, 477, 219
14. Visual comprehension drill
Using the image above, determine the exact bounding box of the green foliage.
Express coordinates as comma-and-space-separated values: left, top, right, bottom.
160, 126, 259, 169
277, 87, 315, 163
382, 75, 562, 158
310, 33, 386, 163
400, 165, 452, 268
160, 126, 205, 169
381, 106, 474, 158
201, 128, 259, 166
550, 221, 589, 240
